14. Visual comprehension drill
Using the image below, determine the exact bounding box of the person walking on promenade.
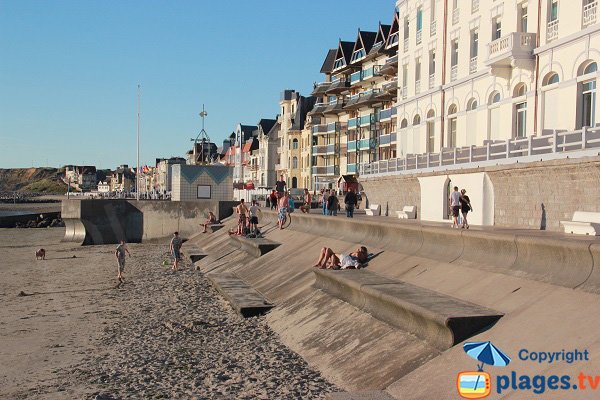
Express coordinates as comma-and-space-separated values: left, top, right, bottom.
269, 190, 278, 210
300, 188, 312, 213
277, 191, 289, 230
460, 189, 472, 229
115, 240, 130, 283
327, 191, 338, 216
321, 189, 329, 215
344, 188, 358, 218
275, 175, 286, 199
236, 199, 249, 235
449, 186, 461, 228
169, 232, 183, 271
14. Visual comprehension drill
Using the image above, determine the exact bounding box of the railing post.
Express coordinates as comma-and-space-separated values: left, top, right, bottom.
506, 139, 510, 158
528, 135, 532, 156
582, 126, 588, 149
427, 152, 430, 168
453, 148, 457, 164
486, 142, 491, 160
469, 145, 474, 162
553, 129, 558, 153
405, 154, 408, 170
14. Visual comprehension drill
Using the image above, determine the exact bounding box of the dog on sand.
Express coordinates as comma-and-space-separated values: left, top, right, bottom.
36, 248, 46, 260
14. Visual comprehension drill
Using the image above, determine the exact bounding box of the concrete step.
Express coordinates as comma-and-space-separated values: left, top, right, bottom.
207, 272, 274, 317
313, 269, 502, 350
228, 235, 280, 258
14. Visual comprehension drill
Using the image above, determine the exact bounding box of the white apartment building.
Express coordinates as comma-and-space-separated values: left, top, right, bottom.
360, 0, 599, 175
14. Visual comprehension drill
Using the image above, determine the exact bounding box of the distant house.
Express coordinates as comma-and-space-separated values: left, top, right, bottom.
155, 157, 186, 193
97, 181, 111, 194
64, 165, 98, 191
110, 165, 135, 193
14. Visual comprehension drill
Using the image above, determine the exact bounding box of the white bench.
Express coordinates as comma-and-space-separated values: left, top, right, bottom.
396, 206, 417, 219
365, 204, 381, 216
560, 211, 600, 235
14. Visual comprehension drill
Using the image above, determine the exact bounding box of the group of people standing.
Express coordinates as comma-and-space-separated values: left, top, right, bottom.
449, 186, 472, 229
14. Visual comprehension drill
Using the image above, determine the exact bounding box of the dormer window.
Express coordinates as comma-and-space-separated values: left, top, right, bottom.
351, 49, 366, 63
388, 32, 399, 46
333, 58, 346, 70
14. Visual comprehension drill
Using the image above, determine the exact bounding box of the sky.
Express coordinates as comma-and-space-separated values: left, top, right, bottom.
0, 0, 395, 169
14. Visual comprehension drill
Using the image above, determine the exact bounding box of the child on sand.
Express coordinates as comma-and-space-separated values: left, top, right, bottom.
170, 232, 183, 271
115, 240, 131, 282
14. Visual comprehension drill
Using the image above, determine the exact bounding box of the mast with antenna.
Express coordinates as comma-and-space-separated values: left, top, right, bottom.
136, 84, 141, 201
190, 104, 211, 165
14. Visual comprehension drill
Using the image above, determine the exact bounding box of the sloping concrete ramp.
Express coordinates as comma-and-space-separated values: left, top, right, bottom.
207, 272, 274, 317
314, 269, 502, 350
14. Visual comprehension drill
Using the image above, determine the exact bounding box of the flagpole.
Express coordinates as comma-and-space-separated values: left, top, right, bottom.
137, 84, 141, 201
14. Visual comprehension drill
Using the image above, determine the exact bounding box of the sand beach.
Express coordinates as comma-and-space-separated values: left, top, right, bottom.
0, 228, 337, 399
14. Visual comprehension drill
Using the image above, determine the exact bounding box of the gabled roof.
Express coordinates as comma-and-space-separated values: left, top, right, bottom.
350, 29, 378, 65
267, 121, 280, 139
385, 10, 400, 49
320, 49, 337, 74
374, 23, 391, 47
332, 40, 355, 72
257, 118, 276, 136
291, 95, 317, 131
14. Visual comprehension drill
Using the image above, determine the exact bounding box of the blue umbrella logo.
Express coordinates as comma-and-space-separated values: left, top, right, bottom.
464, 341, 511, 372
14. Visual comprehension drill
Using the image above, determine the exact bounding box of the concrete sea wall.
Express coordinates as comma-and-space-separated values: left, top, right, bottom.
61, 199, 236, 245
361, 156, 600, 231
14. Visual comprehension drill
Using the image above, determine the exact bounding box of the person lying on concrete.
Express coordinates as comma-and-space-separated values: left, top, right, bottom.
313, 246, 368, 269
201, 211, 218, 233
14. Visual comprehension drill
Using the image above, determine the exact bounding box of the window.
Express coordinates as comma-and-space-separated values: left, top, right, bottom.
515, 102, 527, 137
493, 18, 502, 40
400, 118, 408, 129
292, 157, 298, 169
451, 40, 459, 67
417, 7, 423, 31
447, 104, 457, 148
351, 49, 366, 63
519, 3, 528, 32
426, 110, 435, 152
489, 91, 501, 104
404, 17, 410, 39
579, 62, 597, 128
470, 29, 479, 58
333, 58, 346, 70
467, 98, 478, 111
430, 0, 436, 21
413, 115, 421, 125
292, 138, 298, 149
429, 50, 436, 75
549, 0, 559, 22
514, 83, 527, 97
415, 57, 422, 90
543, 72, 560, 86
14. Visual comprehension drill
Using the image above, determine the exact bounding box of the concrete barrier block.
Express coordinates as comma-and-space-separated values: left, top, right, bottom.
416, 226, 463, 262
457, 230, 517, 270
228, 235, 281, 258
207, 272, 274, 317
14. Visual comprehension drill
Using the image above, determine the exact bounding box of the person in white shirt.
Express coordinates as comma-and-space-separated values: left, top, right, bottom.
248, 200, 259, 234
449, 186, 461, 228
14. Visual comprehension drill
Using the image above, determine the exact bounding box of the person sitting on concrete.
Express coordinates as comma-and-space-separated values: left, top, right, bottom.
201, 211, 218, 233
313, 246, 368, 269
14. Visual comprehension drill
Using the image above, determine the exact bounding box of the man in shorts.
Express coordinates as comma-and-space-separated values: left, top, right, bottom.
170, 232, 183, 271
236, 199, 249, 235
277, 191, 289, 230
115, 240, 131, 282
248, 200, 259, 235
449, 186, 461, 228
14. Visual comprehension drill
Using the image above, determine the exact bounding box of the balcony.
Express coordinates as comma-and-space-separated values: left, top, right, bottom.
416, 29, 422, 45
327, 122, 342, 133
469, 56, 478, 74
583, 1, 597, 28
361, 65, 382, 82
547, 19, 559, 42
347, 164, 358, 174
379, 132, 397, 146
404, 37, 409, 53
402, 85, 408, 100
486, 32, 536, 69
450, 65, 458, 81
312, 165, 339, 176
312, 144, 338, 155
311, 124, 328, 135
379, 55, 398, 75
358, 138, 371, 150
430, 21, 436, 36
415, 79, 421, 95
358, 114, 373, 127
309, 102, 328, 115
452, 8, 460, 25
344, 89, 384, 110
348, 118, 358, 130
429, 73, 435, 89
326, 78, 351, 94
347, 141, 357, 151
382, 79, 398, 93
311, 81, 331, 96
350, 70, 362, 85
275, 164, 284, 171
379, 107, 393, 121
324, 99, 346, 115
